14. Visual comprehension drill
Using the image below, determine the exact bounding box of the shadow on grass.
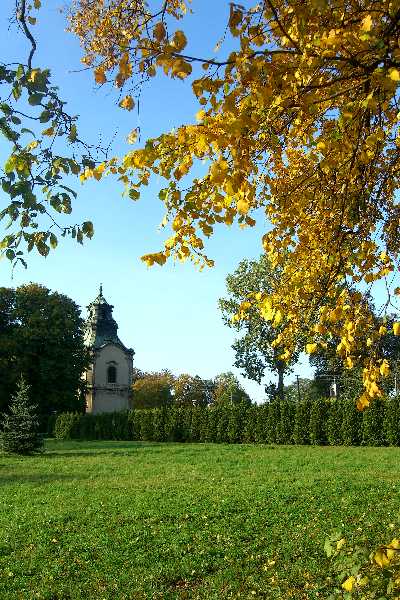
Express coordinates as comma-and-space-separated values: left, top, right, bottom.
42, 441, 160, 458
0, 472, 89, 486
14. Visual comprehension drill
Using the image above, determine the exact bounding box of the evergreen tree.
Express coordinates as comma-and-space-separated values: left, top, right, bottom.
1, 376, 43, 455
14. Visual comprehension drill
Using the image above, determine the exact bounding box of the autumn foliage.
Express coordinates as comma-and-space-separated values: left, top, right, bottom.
68, 1, 400, 407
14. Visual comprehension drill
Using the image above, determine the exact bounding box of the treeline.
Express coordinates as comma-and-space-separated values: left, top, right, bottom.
54, 396, 400, 446
132, 370, 251, 408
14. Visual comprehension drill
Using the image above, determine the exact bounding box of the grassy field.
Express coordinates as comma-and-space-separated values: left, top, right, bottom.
0, 441, 399, 599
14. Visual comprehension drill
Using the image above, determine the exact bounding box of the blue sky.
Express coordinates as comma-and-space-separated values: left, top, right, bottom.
0, 0, 314, 401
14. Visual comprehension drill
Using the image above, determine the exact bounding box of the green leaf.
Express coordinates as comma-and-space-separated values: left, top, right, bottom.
59, 184, 77, 198
39, 110, 51, 123
129, 188, 140, 200
69, 160, 81, 175
68, 124, 78, 143
324, 538, 333, 557
36, 240, 49, 257
4, 156, 16, 174
28, 93, 44, 106
21, 128, 35, 137
81, 221, 94, 239
12, 84, 21, 101
49, 233, 58, 249
0, 103, 11, 115
16, 65, 24, 80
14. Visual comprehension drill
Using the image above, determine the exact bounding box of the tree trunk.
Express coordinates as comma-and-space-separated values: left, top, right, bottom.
277, 364, 284, 399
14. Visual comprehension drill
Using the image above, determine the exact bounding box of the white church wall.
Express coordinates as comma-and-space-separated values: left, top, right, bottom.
94, 344, 130, 386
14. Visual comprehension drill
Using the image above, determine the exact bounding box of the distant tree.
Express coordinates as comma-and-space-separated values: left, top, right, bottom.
132, 367, 146, 383
132, 370, 174, 409
219, 255, 300, 398
1, 376, 43, 455
173, 374, 214, 407
0, 284, 88, 417
212, 372, 252, 406
284, 378, 320, 402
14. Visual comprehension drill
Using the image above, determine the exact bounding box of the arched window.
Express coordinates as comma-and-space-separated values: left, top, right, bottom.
107, 365, 117, 384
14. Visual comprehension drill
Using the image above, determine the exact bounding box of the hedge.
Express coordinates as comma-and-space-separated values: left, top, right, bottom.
52, 397, 400, 446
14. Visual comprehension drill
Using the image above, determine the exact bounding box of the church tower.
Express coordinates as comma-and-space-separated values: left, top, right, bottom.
84, 286, 134, 414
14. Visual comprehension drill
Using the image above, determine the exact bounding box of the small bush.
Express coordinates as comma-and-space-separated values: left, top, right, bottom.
1, 376, 43, 455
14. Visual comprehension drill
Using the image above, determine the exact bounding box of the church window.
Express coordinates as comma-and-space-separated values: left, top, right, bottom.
107, 365, 117, 384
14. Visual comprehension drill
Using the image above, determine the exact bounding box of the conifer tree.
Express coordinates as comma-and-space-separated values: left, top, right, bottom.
1, 376, 43, 455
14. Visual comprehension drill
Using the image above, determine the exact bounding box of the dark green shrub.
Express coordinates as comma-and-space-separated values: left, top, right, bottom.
277, 400, 294, 444
242, 406, 258, 443
1, 376, 43, 454
341, 399, 362, 446
152, 407, 167, 442
362, 398, 385, 446
326, 399, 343, 446
255, 404, 270, 443
54, 412, 83, 440
265, 400, 279, 443
383, 395, 400, 445
51, 396, 400, 447
309, 397, 328, 445
190, 406, 207, 442
293, 400, 310, 445
227, 404, 248, 444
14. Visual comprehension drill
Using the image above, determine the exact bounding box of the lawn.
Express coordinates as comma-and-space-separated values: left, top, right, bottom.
0, 441, 399, 599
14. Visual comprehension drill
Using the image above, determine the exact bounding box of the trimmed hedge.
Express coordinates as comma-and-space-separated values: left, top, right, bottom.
53, 397, 400, 446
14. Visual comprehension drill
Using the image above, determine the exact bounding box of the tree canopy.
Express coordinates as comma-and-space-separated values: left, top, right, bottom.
219, 254, 300, 397
3, 1, 400, 407
68, 0, 400, 407
212, 372, 252, 406
0, 284, 88, 416
132, 370, 175, 409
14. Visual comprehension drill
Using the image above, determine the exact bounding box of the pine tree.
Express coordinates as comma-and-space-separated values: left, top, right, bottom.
1, 376, 43, 455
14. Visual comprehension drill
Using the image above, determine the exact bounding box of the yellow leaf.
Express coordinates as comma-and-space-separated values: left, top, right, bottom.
119, 95, 135, 111
171, 58, 192, 79
237, 199, 249, 215
357, 393, 370, 410
360, 15, 372, 32
127, 129, 139, 144
389, 69, 400, 81
306, 343, 318, 354
173, 30, 187, 51
27, 140, 39, 151
94, 67, 106, 85
374, 549, 390, 568
394, 322, 400, 336
141, 254, 155, 267
153, 21, 166, 42
336, 538, 346, 551
28, 69, 41, 83
380, 359, 390, 377
342, 576, 356, 592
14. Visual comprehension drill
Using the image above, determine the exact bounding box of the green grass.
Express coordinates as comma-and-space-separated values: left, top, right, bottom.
0, 441, 399, 599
